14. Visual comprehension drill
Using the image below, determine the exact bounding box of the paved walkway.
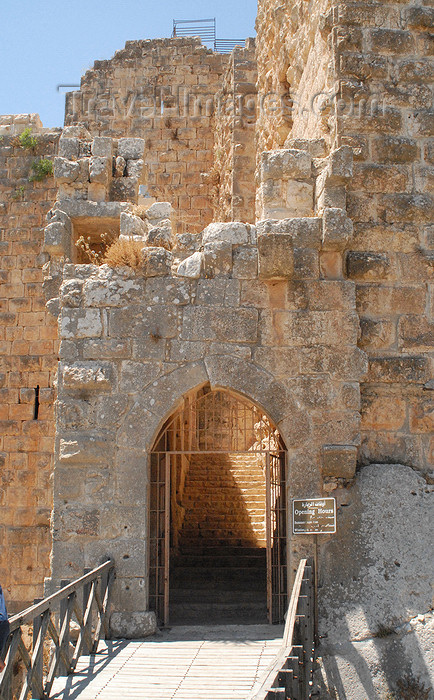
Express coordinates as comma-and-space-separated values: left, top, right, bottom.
50, 625, 283, 700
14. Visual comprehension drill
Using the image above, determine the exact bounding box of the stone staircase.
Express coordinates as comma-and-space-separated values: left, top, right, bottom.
170, 453, 268, 624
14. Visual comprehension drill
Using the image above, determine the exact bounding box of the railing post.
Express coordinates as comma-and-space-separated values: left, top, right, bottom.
82, 568, 92, 654
32, 599, 43, 699
58, 579, 71, 676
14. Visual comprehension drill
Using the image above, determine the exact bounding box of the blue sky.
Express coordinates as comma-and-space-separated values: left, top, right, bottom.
1, 0, 257, 128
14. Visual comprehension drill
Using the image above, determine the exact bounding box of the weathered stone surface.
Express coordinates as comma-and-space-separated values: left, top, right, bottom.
256, 218, 322, 249
176, 251, 203, 278
346, 251, 391, 280
232, 246, 258, 278
145, 220, 175, 250
203, 241, 233, 276
368, 356, 431, 384
110, 611, 156, 639
202, 221, 249, 246
146, 202, 174, 224
117, 138, 145, 160
59, 433, 111, 464
141, 247, 173, 277
318, 464, 433, 696
322, 208, 353, 251
53, 156, 80, 183
182, 307, 258, 343
120, 212, 147, 238
60, 309, 103, 339
261, 149, 312, 179
89, 156, 110, 184
257, 233, 294, 279
61, 362, 113, 391
91, 136, 113, 158
322, 445, 357, 479
58, 137, 79, 160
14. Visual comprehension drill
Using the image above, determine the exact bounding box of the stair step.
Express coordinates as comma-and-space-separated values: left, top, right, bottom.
170, 588, 265, 602
169, 602, 268, 625
171, 569, 266, 588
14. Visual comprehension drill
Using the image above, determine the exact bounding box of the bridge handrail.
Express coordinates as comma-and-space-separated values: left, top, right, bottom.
248, 557, 316, 700
0, 558, 115, 700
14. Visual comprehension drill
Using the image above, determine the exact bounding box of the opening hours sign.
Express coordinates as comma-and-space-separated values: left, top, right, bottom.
292, 498, 336, 534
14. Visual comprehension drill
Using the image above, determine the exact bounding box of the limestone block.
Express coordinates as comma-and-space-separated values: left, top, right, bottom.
196, 279, 240, 307
404, 5, 434, 29
145, 219, 175, 250
60, 308, 103, 339
44, 221, 71, 257
346, 251, 391, 280
146, 202, 174, 224
91, 136, 113, 158
58, 137, 79, 160
330, 146, 353, 182
232, 246, 258, 279
59, 433, 111, 464
60, 279, 83, 307
322, 208, 353, 251
368, 356, 432, 384
256, 218, 322, 249
398, 315, 434, 351
202, 221, 249, 245
83, 272, 144, 307
261, 149, 312, 180
182, 307, 258, 343
61, 362, 113, 391
120, 212, 147, 238
120, 361, 161, 394
203, 241, 233, 276
141, 247, 173, 277
110, 611, 156, 639
176, 251, 203, 278
322, 445, 357, 478
118, 138, 145, 160
53, 156, 80, 184
109, 305, 178, 339
62, 125, 91, 140
110, 177, 138, 201
257, 232, 294, 279
89, 156, 110, 184
126, 159, 144, 179
284, 180, 314, 217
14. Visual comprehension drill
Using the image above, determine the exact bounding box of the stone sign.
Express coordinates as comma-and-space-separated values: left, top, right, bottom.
292, 498, 336, 534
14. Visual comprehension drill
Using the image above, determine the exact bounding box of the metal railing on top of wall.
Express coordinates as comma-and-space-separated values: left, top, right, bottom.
172, 18, 246, 54
0, 558, 115, 700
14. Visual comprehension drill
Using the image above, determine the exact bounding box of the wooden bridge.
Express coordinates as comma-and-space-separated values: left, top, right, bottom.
0, 558, 316, 700
50, 625, 284, 699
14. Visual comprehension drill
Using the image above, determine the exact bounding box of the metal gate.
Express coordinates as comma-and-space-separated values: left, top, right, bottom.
149, 389, 287, 625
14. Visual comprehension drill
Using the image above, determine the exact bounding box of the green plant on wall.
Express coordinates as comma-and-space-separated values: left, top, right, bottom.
18, 128, 38, 151
11, 185, 26, 201
29, 158, 53, 182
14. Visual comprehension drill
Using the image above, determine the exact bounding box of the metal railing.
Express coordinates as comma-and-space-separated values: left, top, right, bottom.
248, 558, 316, 700
172, 18, 246, 54
0, 558, 115, 700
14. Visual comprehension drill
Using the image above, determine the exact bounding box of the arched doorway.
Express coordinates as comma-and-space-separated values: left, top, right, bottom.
149, 385, 287, 625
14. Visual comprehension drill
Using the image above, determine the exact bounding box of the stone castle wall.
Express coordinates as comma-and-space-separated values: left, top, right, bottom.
64, 38, 229, 234
255, 0, 434, 477
0, 2, 432, 642
0, 114, 60, 610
